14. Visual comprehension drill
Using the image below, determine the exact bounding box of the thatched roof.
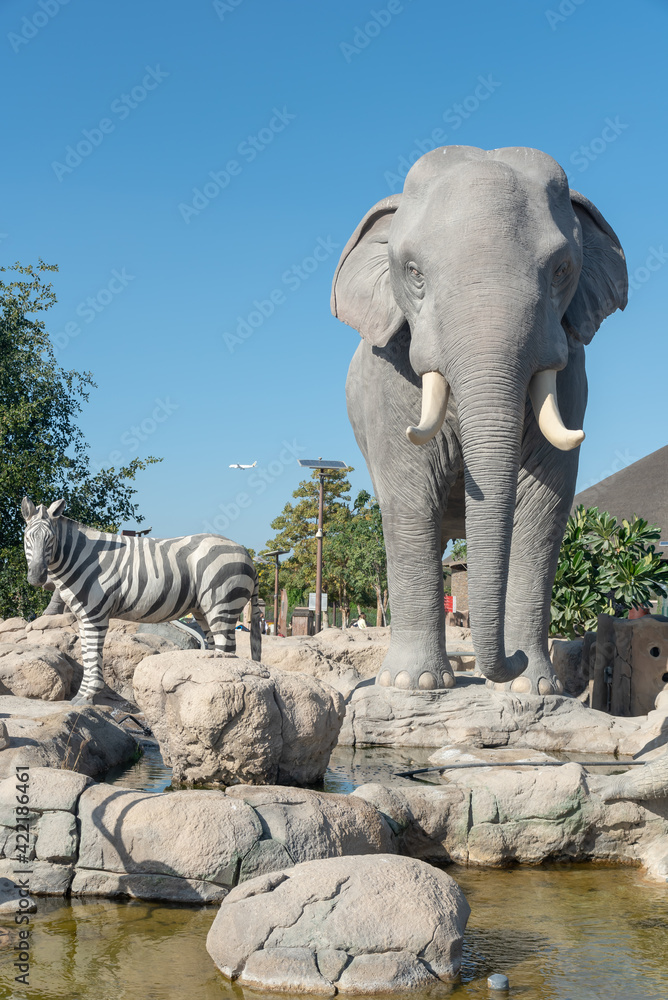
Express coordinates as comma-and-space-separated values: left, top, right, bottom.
573, 445, 668, 545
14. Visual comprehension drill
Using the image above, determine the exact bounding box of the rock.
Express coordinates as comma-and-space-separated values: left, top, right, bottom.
549, 637, 589, 696
137, 621, 202, 649
272, 670, 346, 785
101, 632, 184, 703
0, 697, 138, 779
0, 858, 73, 895
225, 786, 395, 865
70, 868, 227, 903
0, 618, 29, 638
77, 783, 263, 886
26, 613, 77, 633
0, 874, 37, 913
206, 855, 470, 992
0, 643, 74, 700
0, 768, 91, 823
35, 811, 78, 862
357, 754, 668, 871
14, 615, 184, 704
340, 676, 668, 754
428, 745, 558, 768
133, 651, 344, 786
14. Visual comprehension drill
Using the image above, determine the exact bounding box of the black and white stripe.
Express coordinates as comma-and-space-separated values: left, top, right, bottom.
22, 498, 261, 704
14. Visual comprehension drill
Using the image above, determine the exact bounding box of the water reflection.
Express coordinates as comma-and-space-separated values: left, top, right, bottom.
104, 741, 441, 796
1, 866, 666, 999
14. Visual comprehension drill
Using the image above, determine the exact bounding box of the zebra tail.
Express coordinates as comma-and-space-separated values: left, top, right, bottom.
250, 572, 262, 662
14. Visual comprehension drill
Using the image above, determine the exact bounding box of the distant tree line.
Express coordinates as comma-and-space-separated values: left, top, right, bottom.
254, 470, 389, 627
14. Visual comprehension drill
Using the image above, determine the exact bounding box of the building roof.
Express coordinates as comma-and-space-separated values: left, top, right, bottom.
573, 444, 668, 544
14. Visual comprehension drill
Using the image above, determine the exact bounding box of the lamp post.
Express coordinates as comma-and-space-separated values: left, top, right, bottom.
264, 549, 289, 635
298, 458, 347, 633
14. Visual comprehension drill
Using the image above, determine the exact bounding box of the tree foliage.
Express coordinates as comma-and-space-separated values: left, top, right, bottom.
0, 261, 159, 618
550, 505, 668, 639
451, 538, 467, 561
258, 473, 389, 625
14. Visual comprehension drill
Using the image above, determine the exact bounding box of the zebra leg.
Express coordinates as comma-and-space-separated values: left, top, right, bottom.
193, 612, 214, 650
72, 620, 108, 704
206, 609, 238, 655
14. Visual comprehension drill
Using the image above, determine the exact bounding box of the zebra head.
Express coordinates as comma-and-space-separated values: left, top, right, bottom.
22, 497, 66, 587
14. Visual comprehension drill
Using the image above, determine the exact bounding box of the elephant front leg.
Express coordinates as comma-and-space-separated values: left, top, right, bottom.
377, 509, 454, 690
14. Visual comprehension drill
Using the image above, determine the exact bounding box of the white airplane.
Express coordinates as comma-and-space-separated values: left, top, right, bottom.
229, 461, 257, 469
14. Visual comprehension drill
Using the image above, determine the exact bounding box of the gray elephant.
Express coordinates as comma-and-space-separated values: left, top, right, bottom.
331, 146, 627, 694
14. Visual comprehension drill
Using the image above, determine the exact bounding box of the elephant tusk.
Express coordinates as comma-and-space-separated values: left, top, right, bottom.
406, 372, 450, 446
529, 370, 585, 452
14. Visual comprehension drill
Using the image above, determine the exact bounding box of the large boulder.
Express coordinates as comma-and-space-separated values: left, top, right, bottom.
206, 854, 470, 994
225, 786, 394, 869
0, 696, 138, 780
0, 643, 75, 700
341, 675, 668, 755
133, 651, 345, 786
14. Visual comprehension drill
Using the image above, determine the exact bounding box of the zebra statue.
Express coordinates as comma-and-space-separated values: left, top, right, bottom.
22, 497, 261, 704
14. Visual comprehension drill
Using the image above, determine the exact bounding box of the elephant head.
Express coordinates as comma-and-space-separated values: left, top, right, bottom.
331, 146, 627, 683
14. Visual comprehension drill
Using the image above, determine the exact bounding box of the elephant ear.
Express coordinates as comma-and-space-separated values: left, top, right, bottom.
331, 195, 405, 347
563, 191, 628, 345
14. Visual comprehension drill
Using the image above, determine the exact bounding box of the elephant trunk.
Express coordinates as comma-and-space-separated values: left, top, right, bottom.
454, 365, 530, 683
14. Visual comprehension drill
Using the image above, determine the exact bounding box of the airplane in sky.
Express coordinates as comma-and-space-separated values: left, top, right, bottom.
229, 461, 257, 469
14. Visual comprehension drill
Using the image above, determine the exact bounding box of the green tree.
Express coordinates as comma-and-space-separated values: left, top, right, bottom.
550, 505, 668, 639
0, 261, 159, 619
451, 538, 467, 561
260, 468, 354, 615
339, 490, 389, 626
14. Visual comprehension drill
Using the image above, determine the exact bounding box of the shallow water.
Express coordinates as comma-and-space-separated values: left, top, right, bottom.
102, 740, 442, 795
4, 745, 665, 999
1, 865, 666, 1000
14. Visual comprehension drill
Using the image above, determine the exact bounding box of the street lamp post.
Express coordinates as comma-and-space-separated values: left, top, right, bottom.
264, 549, 289, 635
298, 458, 347, 634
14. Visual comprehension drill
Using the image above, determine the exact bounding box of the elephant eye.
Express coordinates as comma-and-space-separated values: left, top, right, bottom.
406, 262, 424, 283
553, 261, 571, 283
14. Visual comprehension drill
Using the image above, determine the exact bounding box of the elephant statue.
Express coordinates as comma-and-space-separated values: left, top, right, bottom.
331, 146, 627, 694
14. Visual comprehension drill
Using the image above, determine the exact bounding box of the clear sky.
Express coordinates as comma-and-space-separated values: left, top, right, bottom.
2, 0, 666, 552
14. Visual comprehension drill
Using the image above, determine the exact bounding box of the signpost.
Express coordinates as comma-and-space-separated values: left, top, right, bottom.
298, 458, 347, 633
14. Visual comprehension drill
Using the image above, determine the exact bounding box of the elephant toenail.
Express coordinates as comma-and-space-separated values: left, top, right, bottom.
378, 670, 391, 687
418, 672, 437, 690
538, 678, 556, 695
554, 678, 564, 694
441, 672, 456, 689
510, 676, 532, 693
394, 671, 412, 689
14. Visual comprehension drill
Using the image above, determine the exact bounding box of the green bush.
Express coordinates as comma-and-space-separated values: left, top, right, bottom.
550, 506, 668, 638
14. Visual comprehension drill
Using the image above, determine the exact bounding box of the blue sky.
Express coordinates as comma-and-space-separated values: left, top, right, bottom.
2, 0, 666, 552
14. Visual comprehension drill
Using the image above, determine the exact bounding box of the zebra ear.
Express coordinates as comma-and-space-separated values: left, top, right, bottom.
21, 497, 36, 522
48, 499, 66, 517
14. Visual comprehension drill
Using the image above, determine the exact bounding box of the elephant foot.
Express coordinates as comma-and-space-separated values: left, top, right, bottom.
484, 655, 564, 696
376, 647, 455, 691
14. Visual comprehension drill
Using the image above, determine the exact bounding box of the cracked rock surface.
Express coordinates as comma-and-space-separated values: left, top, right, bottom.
206, 854, 470, 994
341, 675, 668, 755
133, 652, 345, 786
